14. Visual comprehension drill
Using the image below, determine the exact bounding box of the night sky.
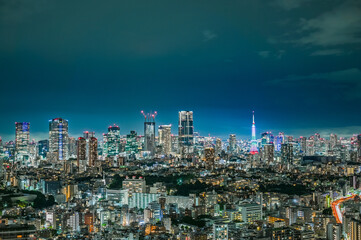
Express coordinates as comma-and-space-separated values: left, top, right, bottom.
1, 0, 361, 141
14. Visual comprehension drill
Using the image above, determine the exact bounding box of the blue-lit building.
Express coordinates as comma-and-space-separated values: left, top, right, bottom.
49, 118, 69, 161
38, 140, 49, 159
103, 125, 121, 158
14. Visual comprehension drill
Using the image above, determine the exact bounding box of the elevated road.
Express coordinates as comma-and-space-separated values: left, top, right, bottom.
331, 194, 356, 223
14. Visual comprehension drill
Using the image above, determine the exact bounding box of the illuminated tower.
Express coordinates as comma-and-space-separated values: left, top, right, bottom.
141, 111, 157, 155
49, 118, 69, 161
178, 111, 194, 155
15, 122, 30, 157
103, 124, 120, 158
250, 111, 258, 154
158, 125, 172, 155
125, 130, 139, 154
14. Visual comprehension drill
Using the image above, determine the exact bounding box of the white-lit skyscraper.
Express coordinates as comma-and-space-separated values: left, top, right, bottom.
229, 134, 236, 153
158, 125, 172, 155
178, 111, 194, 155
49, 118, 69, 161
15, 122, 30, 155
141, 111, 156, 155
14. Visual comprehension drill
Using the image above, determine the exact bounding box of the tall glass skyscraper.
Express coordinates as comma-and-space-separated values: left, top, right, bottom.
38, 139, 49, 159
178, 111, 194, 155
103, 125, 120, 158
158, 125, 171, 155
49, 118, 69, 161
15, 122, 30, 163
229, 134, 237, 153
141, 111, 156, 155
125, 130, 139, 154
144, 121, 155, 155
15, 122, 30, 155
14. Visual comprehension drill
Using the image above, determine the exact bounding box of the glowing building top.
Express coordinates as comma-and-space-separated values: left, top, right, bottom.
250, 111, 258, 154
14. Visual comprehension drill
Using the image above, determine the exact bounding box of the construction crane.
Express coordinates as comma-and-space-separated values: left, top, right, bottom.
140, 110, 157, 122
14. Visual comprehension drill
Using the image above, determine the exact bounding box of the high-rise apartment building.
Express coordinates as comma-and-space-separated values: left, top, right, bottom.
213, 221, 228, 240
158, 125, 171, 155
49, 118, 69, 161
123, 176, 146, 197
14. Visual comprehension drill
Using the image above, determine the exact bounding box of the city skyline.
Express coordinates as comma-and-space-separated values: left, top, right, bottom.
2, 1, 361, 239
1, 110, 360, 142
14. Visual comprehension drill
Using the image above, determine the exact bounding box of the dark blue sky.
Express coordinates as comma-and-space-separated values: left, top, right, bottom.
1, 0, 361, 141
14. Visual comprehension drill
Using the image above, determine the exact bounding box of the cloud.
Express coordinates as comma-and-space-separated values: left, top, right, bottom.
202, 30, 217, 42
310, 49, 344, 56
267, 68, 361, 99
288, 126, 361, 138
273, 0, 308, 10
296, 1, 361, 46
258, 50, 285, 59
258, 51, 270, 58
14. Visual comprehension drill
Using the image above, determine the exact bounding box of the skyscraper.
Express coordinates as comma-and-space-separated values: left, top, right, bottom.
299, 136, 307, 154
330, 133, 338, 149
103, 125, 120, 158
229, 134, 237, 153
77, 137, 86, 169
357, 134, 361, 161
125, 130, 139, 154
88, 137, 98, 167
38, 139, 49, 159
178, 111, 194, 154
15, 122, 30, 159
141, 111, 156, 155
68, 137, 77, 157
250, 111, 258, 154
158, 125, 171, 155
275, 132, 284, 152
215, 138, 222, 155
49, 118, 69, 161
281, 143, 293, 165
263, 144, 274, 164
204, 147, 215, 166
